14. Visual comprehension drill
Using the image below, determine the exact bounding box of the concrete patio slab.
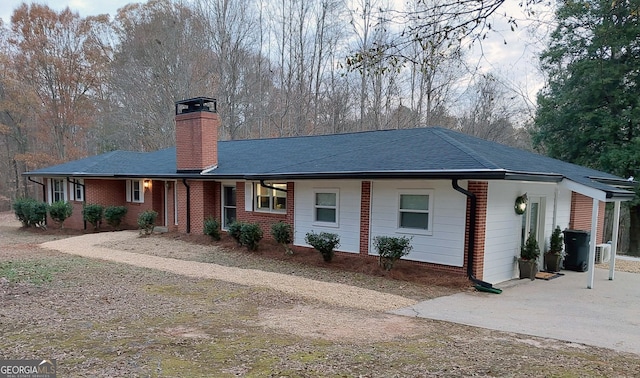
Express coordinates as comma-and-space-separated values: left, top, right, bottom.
392, 267, 640, 355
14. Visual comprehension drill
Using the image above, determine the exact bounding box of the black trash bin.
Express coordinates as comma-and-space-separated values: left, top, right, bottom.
563, 229, 590, 272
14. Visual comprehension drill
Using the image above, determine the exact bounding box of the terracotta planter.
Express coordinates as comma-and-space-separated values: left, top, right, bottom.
545, 253, 562, 272
518, 259, 539, 280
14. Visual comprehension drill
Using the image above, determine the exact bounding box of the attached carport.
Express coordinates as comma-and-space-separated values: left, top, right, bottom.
560, 177, 636, 288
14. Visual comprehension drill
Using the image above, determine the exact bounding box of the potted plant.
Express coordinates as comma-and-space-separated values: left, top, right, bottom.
519, 234, 540, 280
544, 226, 564, 272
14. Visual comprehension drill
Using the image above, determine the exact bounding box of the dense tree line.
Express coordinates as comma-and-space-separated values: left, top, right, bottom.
0, 0, 530, 207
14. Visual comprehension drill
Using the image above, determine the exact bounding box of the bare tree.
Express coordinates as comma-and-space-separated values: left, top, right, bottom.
104, 0, 214, 151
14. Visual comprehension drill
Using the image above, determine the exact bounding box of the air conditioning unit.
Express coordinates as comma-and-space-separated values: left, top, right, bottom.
595, 244, 611, 264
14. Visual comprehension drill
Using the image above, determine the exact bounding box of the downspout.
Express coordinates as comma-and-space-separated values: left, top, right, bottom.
452, 179, 501, 293
182, 178, 191, 234
28, 177, 47, 227
67, 178, 86, 230
28, 177, 46, 203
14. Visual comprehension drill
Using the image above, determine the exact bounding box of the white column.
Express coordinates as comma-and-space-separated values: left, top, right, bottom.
609, 201, 621, 280
587, 199, 599, 289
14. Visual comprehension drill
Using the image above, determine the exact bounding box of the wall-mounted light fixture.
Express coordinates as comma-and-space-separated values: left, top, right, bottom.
143, 180, 151, 190
515, 193, 528, 215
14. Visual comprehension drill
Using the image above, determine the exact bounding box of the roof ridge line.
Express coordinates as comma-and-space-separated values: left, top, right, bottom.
431, 128, 500, 170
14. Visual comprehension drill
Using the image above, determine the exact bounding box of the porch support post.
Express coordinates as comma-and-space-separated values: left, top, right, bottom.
587, 198, 599, 289
609, 200, 621, 280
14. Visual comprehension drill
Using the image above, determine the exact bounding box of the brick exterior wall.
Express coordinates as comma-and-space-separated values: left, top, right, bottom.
466, 181, 488, 280
177, 180, 217, 234
175, 111, 219, 171
234, 182, 294, 240
359, 181, 371, 256
569, 192, 606, 243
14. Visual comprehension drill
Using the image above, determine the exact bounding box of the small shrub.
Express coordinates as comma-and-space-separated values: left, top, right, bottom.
204, 217, 221, 241
12, 198, 47, 228
104, 206, 127, 230
305, 231, 340, 262
271, 222, 293, 254
521, 234, 540, 261
374, 236, 413, 271
240, 222, 263, 251
137, 210, 158, 235
227, 221, 244, 245
82, 203, 104, 230
49, 201, 72, 228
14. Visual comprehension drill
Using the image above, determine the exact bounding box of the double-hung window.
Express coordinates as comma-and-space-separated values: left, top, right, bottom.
398, 190, 432, 234
314, 190, 339, 226
51, 178, 66, 203
126, 180, 144, 203
255, 183, 286, 212
71, 179, 84, 202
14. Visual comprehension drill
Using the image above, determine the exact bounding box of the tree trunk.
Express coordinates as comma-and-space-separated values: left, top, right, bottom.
629, 204, 640, 256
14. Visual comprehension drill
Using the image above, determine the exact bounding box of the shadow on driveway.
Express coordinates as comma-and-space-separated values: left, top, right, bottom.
392, 267, 640, 355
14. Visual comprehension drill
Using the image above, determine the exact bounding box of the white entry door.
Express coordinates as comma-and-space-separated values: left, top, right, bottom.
521, 196, 546, 268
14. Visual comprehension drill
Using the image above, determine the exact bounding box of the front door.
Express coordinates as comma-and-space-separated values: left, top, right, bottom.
521, 196, 545, 267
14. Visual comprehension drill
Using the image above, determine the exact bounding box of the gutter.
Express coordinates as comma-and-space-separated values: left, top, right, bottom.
451, 179, 501, 293
182, 178, 191, 233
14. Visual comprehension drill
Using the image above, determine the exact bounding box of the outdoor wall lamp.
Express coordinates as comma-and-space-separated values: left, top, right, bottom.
515, 193, 528, 215
143, 180, 151, 189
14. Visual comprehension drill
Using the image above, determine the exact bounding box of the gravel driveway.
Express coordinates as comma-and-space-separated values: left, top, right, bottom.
41, 231, 416, 312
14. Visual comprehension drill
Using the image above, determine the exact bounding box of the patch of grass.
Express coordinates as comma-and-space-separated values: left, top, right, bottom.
0, 260, 57, 285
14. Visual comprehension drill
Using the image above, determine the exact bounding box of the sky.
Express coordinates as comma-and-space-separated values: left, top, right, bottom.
1, 0, 552, 113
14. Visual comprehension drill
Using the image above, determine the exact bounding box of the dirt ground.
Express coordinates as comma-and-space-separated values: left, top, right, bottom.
2, 212, 640, 377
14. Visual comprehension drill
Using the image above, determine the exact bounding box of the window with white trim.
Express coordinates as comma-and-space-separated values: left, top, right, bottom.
255, 183, 286, 212
126, 180, 144, 203
51, 179, 66, 203
398, 191, 432, 233
314, 189, 338, 225
72, 179, 84, 202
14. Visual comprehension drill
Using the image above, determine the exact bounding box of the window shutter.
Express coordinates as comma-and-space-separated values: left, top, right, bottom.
245, 182, 253, 211
69, 181, 75, 201
126, 180, 132, 202
47, 178, 52, 204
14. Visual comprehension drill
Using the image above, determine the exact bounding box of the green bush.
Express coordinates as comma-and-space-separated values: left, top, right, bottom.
48, 201, 72, 228
227, 221, 244, 245
12, 198, 47, 228
104, 206, 127, 230
521, 234, 540, 261
271, 222, 293, 254
305, 231, 340, 262
373, 236, 413, 271
240, 222, 263, 251
82, 203, 104, 230
137, 210, 158, 235
204, 217, 221, 241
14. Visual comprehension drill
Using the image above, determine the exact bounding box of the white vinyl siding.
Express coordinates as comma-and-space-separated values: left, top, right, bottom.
483, 181, 571, 284
126, 180, 144, 203
294, 181, 360, 253
370, 180, 466, 266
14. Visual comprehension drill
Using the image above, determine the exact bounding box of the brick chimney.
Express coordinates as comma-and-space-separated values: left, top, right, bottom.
175, 97, 219, 172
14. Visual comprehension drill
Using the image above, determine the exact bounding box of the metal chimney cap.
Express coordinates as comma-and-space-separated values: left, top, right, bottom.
175, 97, 217, 115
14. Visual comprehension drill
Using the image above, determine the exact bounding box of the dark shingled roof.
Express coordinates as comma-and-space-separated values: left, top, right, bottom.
25, 127, 635, 199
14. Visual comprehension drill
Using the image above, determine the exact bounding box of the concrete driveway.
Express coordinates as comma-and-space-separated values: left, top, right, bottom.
392, 266, 640, 355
